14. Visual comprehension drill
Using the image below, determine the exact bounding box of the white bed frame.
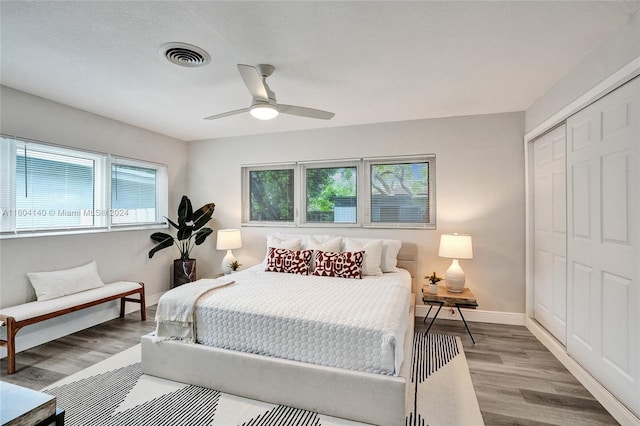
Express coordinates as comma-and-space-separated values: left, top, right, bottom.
142, 243, 417, 425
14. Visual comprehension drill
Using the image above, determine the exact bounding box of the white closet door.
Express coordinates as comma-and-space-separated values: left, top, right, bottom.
533, 125, 567, 344
566, 77, 639, 416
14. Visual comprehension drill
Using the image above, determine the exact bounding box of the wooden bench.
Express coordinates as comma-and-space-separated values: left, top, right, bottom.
0, 281, 146, 375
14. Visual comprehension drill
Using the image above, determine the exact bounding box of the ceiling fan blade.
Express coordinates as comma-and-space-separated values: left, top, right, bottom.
203, 107, 251, 120
278, 104, 335, 120
237, 64, 269, 102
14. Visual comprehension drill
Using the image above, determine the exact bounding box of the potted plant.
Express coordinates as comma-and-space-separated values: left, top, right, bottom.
426, 271, 442, 294
148, 195, 215, 287
229, 260, 242, 273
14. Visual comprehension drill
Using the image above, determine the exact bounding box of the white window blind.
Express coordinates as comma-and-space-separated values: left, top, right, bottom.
111, 162, 158, 225
14, 141, 97, 230
364, 156, 436, 229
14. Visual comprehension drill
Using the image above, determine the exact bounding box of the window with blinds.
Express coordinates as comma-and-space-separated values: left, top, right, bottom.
364, 156, 435, 228
0, 135, 168, 237
111, 163, 158, 225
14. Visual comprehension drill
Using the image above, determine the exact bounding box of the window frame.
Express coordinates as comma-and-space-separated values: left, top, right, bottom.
241, 163, 298, 227
0, 135, 168, 239
242, 155, 436, 229
299, 160, 361, 227
363, 155, 436, 229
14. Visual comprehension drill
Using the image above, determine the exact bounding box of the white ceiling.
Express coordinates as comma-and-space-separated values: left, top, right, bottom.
1, 1, 638, 141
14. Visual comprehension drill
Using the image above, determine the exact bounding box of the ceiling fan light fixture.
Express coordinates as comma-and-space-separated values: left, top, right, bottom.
250, 104, 279, 120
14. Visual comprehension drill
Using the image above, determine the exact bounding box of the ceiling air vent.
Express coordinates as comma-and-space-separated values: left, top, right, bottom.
160, 42, 211, 67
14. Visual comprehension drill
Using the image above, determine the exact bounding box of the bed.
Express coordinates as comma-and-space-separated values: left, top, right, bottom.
142, 239, 416, 425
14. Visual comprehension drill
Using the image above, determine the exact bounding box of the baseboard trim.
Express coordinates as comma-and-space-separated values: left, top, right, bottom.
526, 318, 640, 426
415, 305, 525, 326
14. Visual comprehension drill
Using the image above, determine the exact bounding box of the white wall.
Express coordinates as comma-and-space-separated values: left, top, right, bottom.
188, 112, 526, 314
0, 86, 187, 354
526, 10, 640, 132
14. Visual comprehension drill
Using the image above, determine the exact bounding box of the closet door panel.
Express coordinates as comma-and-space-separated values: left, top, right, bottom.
566, 77, 639, 417
533, 125, 567, 344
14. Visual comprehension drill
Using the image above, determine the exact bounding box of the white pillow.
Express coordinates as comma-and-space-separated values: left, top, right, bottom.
27, 261, 105, 302
343, 238, 383, 276
307, 236, 342, 271
380, 239, 402, 272
344, 238, 402, 273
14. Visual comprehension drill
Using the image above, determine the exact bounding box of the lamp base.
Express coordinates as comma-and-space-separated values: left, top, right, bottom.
221, 250, 236, 275
444, 259, 465, 292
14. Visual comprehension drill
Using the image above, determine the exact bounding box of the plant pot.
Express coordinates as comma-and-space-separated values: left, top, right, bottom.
428, 283, 439, 294
173, 258, 196, 287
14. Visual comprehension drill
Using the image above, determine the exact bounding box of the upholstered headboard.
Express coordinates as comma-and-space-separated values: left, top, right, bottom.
397, 242, 417, 295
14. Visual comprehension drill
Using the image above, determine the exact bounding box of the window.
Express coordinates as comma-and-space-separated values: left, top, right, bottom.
111, 161, 161, 225
302, 162, 358, 225
364, 156, 435, 228
242, 155, 435, 229
1, 135, 168, 237
243, 165, 295, 224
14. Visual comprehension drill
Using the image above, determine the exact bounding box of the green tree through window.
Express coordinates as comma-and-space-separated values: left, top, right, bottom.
249, 169, 294, 221
306, 166, 357, 223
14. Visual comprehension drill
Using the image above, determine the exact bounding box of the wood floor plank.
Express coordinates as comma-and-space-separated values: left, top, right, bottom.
420, 319, 620, 425
0, 309, 621, 425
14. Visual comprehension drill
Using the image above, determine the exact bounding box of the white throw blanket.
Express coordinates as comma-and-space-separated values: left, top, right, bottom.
155, 277, 235, 342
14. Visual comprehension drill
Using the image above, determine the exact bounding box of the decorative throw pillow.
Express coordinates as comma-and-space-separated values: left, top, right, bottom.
27, 261, 105, 302
313, 250, 364, 279
343, 238, 383, 276
265, 248, 312, 275
262, 235, 303, 267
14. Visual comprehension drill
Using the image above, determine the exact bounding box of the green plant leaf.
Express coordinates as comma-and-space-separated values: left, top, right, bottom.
165, 217, 180, 230
150, 232, 173, 243
177, 225, 193, 241
194, 227, 213, 245
191, 203, 216, 230
148, 234, 174, 258
177, 195, 193, 226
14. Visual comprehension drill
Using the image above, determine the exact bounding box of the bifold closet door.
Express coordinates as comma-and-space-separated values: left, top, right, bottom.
566, 77, 639, 416
532, 125, 567, 345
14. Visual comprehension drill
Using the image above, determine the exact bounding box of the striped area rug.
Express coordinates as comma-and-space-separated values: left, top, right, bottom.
43, 333, 483, 426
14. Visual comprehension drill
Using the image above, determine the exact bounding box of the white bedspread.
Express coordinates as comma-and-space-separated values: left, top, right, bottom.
190, 265, 411, 375
155, 277, 235, 342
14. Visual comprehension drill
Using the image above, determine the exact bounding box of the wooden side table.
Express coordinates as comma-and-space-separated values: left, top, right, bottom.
422, 285, 478, 343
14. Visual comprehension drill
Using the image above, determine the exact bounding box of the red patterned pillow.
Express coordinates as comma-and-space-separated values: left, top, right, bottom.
313, 250, 364, 279
265, 247, 312, 275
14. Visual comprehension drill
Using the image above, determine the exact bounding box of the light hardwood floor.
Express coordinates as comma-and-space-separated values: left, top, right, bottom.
0, 308, 619, 425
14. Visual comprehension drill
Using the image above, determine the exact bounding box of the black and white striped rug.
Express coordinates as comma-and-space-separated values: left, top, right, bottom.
44, 333, 483, 426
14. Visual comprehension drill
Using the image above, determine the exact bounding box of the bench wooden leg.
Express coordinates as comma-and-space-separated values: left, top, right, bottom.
5, 317, 17, 375
139, 285, 146, 321
120, 285, 146, 321
119, 297, 126, 318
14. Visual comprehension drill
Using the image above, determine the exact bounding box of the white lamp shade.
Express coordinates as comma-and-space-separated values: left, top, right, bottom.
216, 229, 242, 250
438, 234, 473, 259
250, 104, 279, 120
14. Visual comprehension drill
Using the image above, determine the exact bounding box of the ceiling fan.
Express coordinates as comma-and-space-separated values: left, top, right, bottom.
204, 64, 335, 121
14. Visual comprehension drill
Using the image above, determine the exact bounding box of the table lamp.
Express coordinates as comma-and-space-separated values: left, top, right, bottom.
438, 233, 473, 292
216, 229, 242, 274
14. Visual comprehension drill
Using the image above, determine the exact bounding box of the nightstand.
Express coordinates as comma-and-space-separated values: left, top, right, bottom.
422, 285, 478, 343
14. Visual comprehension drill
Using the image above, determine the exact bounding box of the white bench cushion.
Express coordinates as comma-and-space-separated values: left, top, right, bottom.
0, 281, 142, 322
